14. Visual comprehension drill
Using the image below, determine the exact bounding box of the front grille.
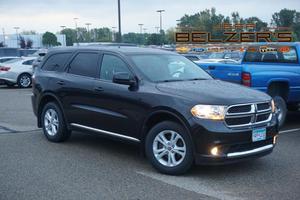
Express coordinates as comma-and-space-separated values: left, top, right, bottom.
227, 105, 252, 114
225, 102, 272, 128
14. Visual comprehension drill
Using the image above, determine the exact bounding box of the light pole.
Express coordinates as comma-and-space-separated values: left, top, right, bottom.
2, 28, 5, 46
155, 26, 159, 33
111, 26, 117, 42
60, 26, 66, 46
73, 18, 79, 46
117, 0, 122, 42
138, 24, 144, 34
13, 27, 20, 47
156, 10, 165, 33
85, 23, 91, 42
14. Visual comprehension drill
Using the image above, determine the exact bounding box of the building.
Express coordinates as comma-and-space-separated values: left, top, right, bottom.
0, 34, 66, 48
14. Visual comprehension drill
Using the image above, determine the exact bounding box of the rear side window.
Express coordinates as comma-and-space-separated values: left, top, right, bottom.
244, 46, 298, 64
42, 53, 72, 71
22, 60, 34, 65
100, 54, 131, 81
68, 52, 99, 78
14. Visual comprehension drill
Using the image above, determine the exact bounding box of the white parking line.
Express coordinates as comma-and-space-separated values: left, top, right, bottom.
279, 128, 300, 134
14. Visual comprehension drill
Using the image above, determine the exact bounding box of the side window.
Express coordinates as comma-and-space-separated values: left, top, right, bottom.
100, 54, 131, 81
22, 60, 34, 65
42, 53, 72, 71
68, 52, 99, 78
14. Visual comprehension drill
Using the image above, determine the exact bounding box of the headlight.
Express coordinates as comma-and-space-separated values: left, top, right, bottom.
191, 105, 227, 120
271, 99, 276, 113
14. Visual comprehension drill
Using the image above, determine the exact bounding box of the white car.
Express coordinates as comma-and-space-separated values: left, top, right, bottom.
0, 56, 19, 64
0, 57, 36, 88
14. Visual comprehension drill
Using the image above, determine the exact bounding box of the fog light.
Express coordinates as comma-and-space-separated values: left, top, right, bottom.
210, 146, 219, 156
273, 135, 278, 144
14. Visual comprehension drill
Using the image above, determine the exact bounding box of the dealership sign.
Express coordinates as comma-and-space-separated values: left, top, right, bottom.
176, 23, 292, 43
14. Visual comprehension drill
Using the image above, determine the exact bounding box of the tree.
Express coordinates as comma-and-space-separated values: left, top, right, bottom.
0, 42, 4, 47
272, 9, 300, 41
61, 28, 76, 46
42, 32, 58, 47
26, 39, 33, 48
19, 36, 26, 48
21, 30, 37, 35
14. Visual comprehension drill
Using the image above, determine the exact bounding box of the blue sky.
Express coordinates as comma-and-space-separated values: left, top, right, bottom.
0, 0, 299, 34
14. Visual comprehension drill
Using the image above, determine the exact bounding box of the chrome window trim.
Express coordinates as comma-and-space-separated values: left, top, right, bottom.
227, 144, 273, 158
70, 123, 140, 143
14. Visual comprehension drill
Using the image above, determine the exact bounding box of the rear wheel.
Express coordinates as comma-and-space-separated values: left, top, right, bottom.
17, 73, 32, 88
145, 121, 193, 175
41, 102, 71, 142
273, 96, 287, 128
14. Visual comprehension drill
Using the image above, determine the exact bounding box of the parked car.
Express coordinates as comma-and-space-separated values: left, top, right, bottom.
197, 43, 300, 127
0, 56, 19, 64
0, 57, 36, 88
208, 52, 243, 61
181, 53, 209, 62
32, 47, 278, 175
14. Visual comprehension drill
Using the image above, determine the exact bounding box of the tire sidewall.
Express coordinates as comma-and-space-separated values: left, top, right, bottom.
41, 102, 67, 142
17, 73, 32, 88
145, 121, 194, 175
273, 96, 287, 128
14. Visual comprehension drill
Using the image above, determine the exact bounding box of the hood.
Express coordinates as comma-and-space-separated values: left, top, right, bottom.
156, 80, 271, 105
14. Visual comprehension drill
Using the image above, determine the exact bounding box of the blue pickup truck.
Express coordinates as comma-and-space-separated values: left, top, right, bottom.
196, 43, 300, 127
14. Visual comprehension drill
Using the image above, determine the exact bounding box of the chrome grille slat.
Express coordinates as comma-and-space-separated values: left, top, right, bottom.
225, 101, 272, 128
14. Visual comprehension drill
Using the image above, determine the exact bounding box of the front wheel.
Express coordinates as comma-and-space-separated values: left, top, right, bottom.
145, 121, 194, 175
273, 96, 287, 128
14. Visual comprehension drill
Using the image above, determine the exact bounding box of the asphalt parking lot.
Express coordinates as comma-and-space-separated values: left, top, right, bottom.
0, 86, 299, 200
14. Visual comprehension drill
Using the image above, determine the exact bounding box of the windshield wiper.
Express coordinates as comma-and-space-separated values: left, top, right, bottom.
159, 79, 185, 82
185, 78, 208, 81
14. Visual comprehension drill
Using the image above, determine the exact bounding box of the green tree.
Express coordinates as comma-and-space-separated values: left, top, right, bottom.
42, 32, 58, 47
61, 28, 76, 46
272, 9, 300, 41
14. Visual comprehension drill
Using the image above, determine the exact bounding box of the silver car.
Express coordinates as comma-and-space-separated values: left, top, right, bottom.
0, 57, 36, 88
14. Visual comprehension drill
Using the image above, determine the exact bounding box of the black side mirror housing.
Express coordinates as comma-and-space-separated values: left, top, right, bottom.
113, 72, 137, 87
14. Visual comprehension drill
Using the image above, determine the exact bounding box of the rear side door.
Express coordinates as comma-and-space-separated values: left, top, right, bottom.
58, 51, 101, 127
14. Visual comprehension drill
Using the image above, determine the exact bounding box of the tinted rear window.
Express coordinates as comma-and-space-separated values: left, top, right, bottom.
68, 52, 99, 78
42, 53, 72, 71
244, 46, 298, 64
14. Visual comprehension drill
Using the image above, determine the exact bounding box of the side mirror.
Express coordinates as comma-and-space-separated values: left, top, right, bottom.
113, 72, 137, 87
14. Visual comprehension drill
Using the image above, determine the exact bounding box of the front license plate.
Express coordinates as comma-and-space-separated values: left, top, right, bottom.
252, 128, 266, 142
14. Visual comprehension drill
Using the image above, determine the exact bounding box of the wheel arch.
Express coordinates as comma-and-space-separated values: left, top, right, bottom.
140, 108, 192, 144
37, 93, 69, 129
267, 80, 290, 101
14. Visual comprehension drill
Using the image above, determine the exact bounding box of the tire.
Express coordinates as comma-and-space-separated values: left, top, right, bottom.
145, 121, 194, 175
17, 73, 32, 88
273, 96, 287, 128
41, 102, 71, 142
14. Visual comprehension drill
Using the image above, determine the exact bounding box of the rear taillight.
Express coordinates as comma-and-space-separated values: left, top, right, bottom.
0, 66, 11, 71
242, 72, 251, 87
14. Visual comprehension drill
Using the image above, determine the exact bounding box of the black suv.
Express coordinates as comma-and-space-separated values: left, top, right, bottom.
32, 47, 278, 175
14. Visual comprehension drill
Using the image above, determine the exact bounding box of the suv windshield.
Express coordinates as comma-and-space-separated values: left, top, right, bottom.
130, 54, 212, 82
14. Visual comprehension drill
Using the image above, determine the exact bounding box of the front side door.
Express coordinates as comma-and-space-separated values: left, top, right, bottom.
91, 53, 144, 139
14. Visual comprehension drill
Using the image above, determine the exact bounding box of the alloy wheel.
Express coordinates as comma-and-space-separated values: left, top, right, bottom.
44, 108, 59, 136
153, 130, 186, 167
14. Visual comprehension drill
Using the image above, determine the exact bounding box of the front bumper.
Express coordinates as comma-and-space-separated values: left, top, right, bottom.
189, 115, 278, 165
